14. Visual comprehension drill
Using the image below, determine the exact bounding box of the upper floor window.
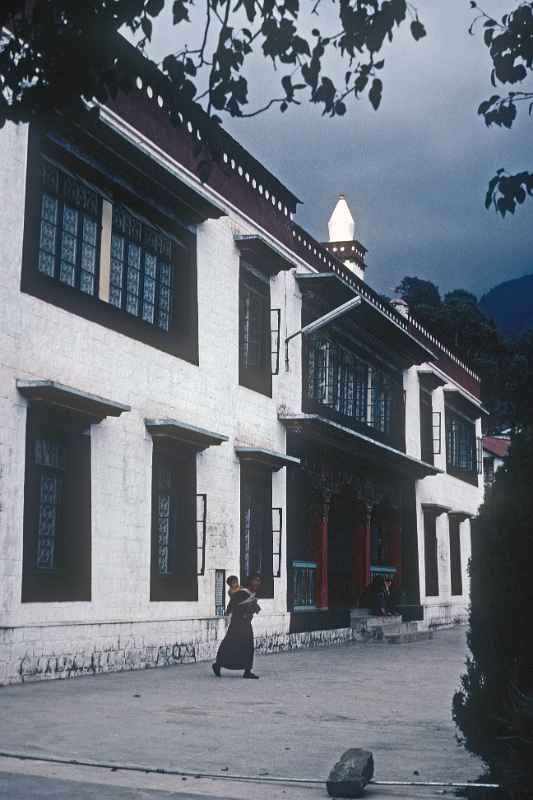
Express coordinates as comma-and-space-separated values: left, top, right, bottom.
38, 160, 100, 296
305, 334, 404, 447
446, 408, 479, 484
239, 265, 272, 396
420, 389, 441, 465
110, 207, 176, 333
22, 124, 198, 363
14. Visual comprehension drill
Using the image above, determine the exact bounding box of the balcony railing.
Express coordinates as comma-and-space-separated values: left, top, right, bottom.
292, 560, 317, 609
303, 335, 406, 451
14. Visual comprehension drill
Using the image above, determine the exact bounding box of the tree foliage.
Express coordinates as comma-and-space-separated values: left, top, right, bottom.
453, 335, 533, 799
470, 2, 533, 216
395, 276, 508, 418
0, 0, 426, 129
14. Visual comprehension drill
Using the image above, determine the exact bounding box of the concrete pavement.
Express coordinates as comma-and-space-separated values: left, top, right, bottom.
0, 627, 484, 799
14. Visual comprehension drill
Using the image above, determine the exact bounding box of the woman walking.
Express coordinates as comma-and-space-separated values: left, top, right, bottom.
212, 574, 261, 679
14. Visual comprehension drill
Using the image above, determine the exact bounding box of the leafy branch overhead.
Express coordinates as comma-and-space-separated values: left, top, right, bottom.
0, 0, 425, 128
470, 1, 533, 216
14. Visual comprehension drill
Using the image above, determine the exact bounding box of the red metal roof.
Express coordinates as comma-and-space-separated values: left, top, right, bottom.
483, 436, 511, 458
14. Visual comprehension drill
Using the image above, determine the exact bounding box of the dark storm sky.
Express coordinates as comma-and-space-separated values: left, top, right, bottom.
147, 1, 532, 299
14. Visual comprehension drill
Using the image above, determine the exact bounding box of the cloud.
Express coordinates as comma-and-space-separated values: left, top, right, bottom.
147, 0, 533, 297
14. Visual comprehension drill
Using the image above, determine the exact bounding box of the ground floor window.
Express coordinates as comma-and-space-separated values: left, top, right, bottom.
150, 444, 198, 601
22, 406, 91, 602
423, 512, 439, 597
449, 518, 463, 597
240, 464, 274, 598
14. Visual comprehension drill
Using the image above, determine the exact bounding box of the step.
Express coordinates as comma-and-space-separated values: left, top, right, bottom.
385, 629, 434, 644
350, 610, 432, 643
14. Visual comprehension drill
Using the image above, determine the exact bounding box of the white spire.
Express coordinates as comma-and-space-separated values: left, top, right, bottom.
328, 194, 355, 242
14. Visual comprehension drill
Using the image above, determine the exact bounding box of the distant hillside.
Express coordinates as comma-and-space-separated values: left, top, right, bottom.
480, 274, 533, 339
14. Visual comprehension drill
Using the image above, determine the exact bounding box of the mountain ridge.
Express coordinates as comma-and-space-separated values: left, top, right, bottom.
479, 273, 533, 339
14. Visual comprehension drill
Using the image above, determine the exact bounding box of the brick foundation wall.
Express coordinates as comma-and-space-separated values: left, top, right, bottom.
0, 618, 358, 686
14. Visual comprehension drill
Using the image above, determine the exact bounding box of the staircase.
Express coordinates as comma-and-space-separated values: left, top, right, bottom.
350, 609, 433, 644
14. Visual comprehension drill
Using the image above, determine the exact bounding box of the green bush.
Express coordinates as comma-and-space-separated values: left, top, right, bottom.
453, 428, 533, 799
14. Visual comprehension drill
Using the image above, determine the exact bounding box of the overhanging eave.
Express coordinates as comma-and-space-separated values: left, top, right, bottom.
235, 235, 293, 275
17, 379, 130, 422
145, 419, 228, 451
279, 413, 440, 480
235, 446, 300, 471
296, 272, 434, 365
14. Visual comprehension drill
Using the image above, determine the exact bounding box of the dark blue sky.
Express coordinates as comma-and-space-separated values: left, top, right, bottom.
149, 1, 532, 299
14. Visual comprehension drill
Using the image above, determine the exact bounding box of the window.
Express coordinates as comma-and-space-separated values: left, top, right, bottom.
22, 407, 91, 602
449, 518, 463, 597
22, 125, 198, 362
483, 455, 495, 486
423, 512, 439, 597
292, 561, 317, 608
239, 266, 272, 395
420, 391, 440, 464
240, 465, 274, 598
110, 206, 177, 332
305, 334, 404, 445
215, 569, 226, 617
150, 445, 198, 601
446, 409, 478, 484
37, 159, 100, 295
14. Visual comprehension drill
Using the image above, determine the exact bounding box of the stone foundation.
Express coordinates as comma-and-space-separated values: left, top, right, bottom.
0, 617, 359, 687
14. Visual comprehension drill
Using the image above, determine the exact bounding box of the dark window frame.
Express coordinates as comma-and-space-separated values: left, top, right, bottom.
22, 405, 92, 603
150, 442, 198, 602
239, 264, 272, 396
483, 455, 495, 486
449, 518, 463, 597
37, 157, 102, 298
21, 122, 198, 364
303, 333, 405, 450
240, 464, 274, 598
445, 406, 478, 486
420, 389, 434, 465
423, 512, 439, 598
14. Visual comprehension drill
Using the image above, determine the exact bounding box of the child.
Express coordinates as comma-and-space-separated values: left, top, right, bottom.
225, 575, 240, 615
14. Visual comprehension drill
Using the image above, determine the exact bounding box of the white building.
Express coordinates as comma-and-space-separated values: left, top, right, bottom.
482, 435, 510, 488
0, 43, 484, 684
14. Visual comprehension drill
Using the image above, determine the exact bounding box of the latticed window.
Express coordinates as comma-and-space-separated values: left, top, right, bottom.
423, 512, 439, 597
368, 369, 392, 435
240, 465, 274, 598
449, 518, 463, 597
38, 159, 100, 295
22, 407, 92, 603
155, 461, 174, 576
239, 266, 272, 399
150, 446, 198, 602
446, 411, 477, 474
306, 335, 399, 437
292, 561, 317, 608
33, 437, 66, 571
110, 207, 176, 332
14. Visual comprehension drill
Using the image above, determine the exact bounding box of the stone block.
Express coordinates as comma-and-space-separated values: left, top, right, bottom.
327, 748, 374, 798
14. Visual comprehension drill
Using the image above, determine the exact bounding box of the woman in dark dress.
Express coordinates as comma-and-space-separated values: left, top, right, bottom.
212, 575, 261, 679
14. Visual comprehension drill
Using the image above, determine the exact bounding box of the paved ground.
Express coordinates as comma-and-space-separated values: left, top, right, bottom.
0, 627, 484, 799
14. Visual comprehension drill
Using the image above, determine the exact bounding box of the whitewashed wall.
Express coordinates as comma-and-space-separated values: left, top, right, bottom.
407, 375, 484, 625
0, 120, 309, 684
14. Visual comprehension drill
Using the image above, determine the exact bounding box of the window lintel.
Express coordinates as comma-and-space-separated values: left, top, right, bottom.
235, 446, 300, 471
17, 380, 130, 423
145, 418, 228, 451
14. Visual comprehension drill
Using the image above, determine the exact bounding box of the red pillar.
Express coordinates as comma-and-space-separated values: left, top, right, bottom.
352, 501, 371, 603
389, 510, 402, 589
311, 495, 329, 609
